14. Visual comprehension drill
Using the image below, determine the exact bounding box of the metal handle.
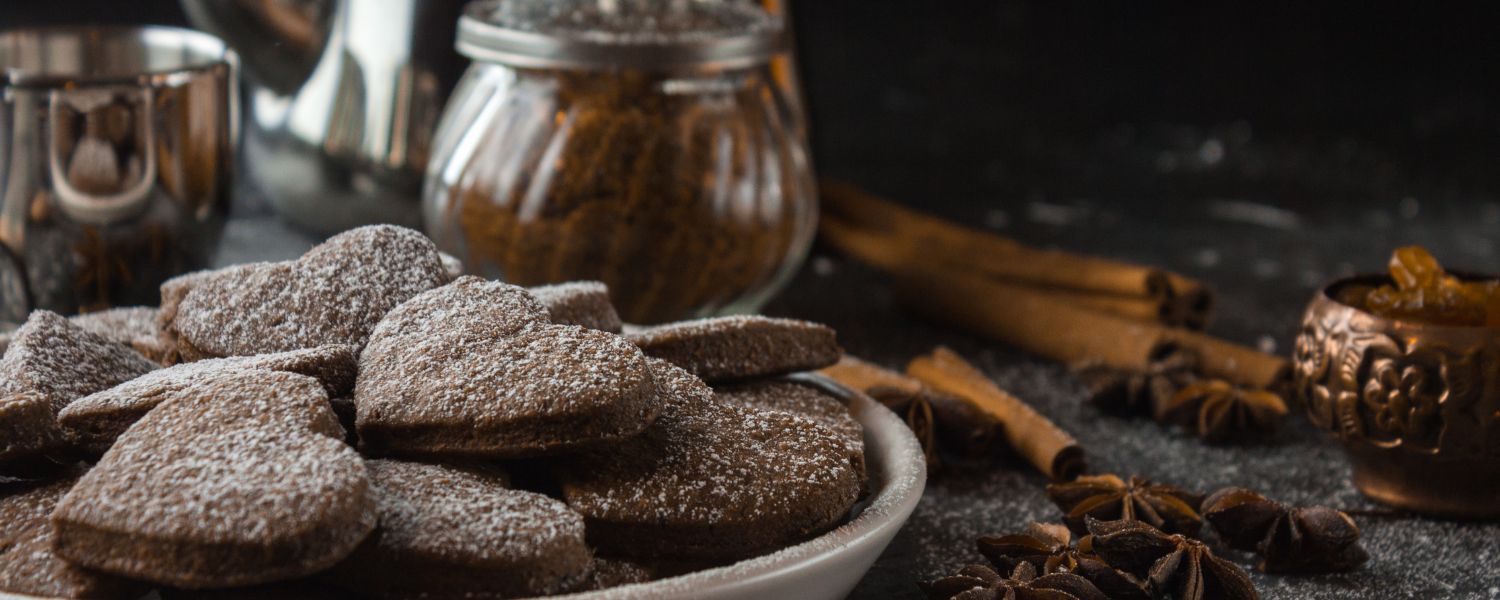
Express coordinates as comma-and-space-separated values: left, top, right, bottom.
46, 88, 158, 224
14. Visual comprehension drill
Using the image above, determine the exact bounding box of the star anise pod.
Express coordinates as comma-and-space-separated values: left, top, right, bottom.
1156, 380, 1289, 443
1073, 349, 1199, 416
1083, 518, 1259, 600
977, 523, 1150, 600
977, 522, 1074, 573
1046, 474, 1205, 536
868, 385, 941, 470
920, 562, 1109, 600
1202, 487, 1369, 573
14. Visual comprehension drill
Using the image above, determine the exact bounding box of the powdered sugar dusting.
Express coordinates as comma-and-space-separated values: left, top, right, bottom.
715, 379, 865, 461
553, 387, 926, 599
558, 360, 863, 559
330, 460, 591, 596
530, 281, 624, 333
0, 311, 158, 461
173, 225, 447, 357
51, 370, 372, 587
626, 316, 842, 382
59, 345, 358, 448
356, 278, 659, 457
68, 307, 159, 348
0, 311, 158, 407
0, 475, 138, 598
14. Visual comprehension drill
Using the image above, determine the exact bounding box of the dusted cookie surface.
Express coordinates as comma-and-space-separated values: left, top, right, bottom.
0, 312, 158, 463
68, 304, 166, 361
52, 370, 373, 588
328, 460, 591, 599
356, 278, 661, 458
1, 476, 140, 599
60, 345, 358, 450
171, 225, 446, 358
530, 281, 623, 333
557, 359, 863, 561
625, 316, 842, 382
715, 379, 866, 476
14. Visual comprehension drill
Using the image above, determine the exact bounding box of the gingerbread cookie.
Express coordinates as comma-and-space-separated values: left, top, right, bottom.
530, 281, 623, 333
1, 475, 141, 599
0, 311, 158, 463
59, 344, 358, 450
715, 379, 865, 475
625, 316, 841, 382
52, 370, 373, 588
556, 359, 863, 560
356, 278, 662, 458
69, 306, 160, 352
326, 460, 591, 599
171, 225, 447, 359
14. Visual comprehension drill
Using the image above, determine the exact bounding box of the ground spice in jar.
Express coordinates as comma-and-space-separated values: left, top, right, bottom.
452, 68, 811, 324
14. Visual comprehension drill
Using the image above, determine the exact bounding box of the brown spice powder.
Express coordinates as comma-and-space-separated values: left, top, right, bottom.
454, 70, 807, 324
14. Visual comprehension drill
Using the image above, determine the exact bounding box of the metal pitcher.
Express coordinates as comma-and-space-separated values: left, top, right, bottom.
181, 0, 469, 233
1, 26, 237, 320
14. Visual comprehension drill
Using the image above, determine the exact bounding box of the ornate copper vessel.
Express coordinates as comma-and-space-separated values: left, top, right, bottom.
1294, 275, 1500, 518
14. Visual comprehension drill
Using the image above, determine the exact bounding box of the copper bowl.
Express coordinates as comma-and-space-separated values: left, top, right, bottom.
1294, 275, 1500, 518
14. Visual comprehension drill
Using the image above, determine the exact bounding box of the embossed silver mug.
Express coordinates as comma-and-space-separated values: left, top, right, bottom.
1, 26, 237, 321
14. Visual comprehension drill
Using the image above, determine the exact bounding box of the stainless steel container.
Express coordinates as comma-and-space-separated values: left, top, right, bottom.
181, 0, 469, 234
1, 26, 237, 320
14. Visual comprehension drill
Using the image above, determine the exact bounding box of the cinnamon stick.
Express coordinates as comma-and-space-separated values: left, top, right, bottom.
820, 355, 925, 396
907, 347, 1086, 481
820, 180, 1214, 328
823, 356, 1000, 457
894, 266, 1289, 390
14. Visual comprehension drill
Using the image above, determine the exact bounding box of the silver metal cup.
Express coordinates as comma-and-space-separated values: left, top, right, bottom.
1, 26, 238, 320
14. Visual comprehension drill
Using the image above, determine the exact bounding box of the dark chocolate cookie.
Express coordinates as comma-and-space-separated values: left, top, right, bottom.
556, 359, 863, 561
356, 278, 661, 458
59, 344, 358, 451
625, 316, 842, 382
1, 475, 141, 599
715, 379, 865, 476
326, 460, 592, 599
529, 281, 623, 333
0, 311, 158, 464
171, 225, 447, 359
51, 370, 373, 588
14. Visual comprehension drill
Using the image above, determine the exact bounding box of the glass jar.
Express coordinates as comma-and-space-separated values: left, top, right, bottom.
423, 0, 816, 324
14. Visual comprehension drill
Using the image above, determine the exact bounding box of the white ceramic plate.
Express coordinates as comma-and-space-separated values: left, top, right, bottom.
555, 376, 928, 600
2, 378, 927, 600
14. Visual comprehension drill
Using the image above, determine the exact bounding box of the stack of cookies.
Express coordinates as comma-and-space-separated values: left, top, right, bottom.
0, 226, 865, 599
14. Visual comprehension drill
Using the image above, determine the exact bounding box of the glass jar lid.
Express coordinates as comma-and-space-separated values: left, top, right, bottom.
456, 0, 783, 70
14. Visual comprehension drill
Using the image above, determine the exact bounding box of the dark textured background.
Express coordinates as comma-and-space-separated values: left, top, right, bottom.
10, 2, 1500, 598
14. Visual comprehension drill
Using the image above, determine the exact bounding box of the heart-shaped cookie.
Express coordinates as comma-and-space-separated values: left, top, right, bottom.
355, 277, 662, 458
529, 281, 623, 333
2, 475, 142, 599
1, 311, 159, 464
715, 379, 865, 477
51, 369, 373, 588
171, 225, 447, 359
59, 344, 358, 451
625, 315, 842, 383
555, 359, 863, 561
326, 460, 592, 599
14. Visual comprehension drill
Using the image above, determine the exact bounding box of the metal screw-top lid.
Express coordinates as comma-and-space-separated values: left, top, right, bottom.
456, 0, 783, 70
